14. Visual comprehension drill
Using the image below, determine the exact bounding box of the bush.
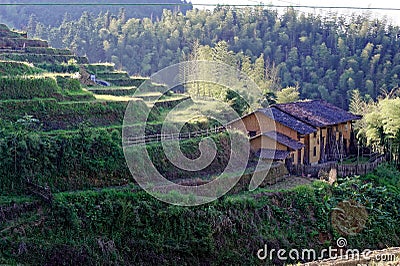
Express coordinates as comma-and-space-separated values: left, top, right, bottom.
56, 76, 81, 91
0, 99, 131, 130
0, 128, 238, 196
0, 76, 59, 100
24, 47, 73, 55
0, 53, 88, 64
0, 61, 43, 76
361, 163, 400, 193
2, 176, 399, 265
36, 63, 79, 73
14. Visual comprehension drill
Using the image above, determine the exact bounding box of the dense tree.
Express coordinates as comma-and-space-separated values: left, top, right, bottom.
14, 6, 400, 108
276, 86, 300, 104
351, 90, 400, 164
0, 0, 192, 28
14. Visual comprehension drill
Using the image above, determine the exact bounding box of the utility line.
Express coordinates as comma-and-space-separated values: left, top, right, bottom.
0, 3, 400, 12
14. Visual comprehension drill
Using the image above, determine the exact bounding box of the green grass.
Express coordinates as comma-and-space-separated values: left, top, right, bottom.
94, 94, 137, 102
134, 91, 163, 97
0, 195, 34, 205
87, 86, 135, 90
0, 53, 88, 64
84, 63, 115, 73
88, 87, 136, 96
1, 172, 399, 265
0, 97, 132, 130
63, 89, 95, 101
0, 60, 45, 77
155, 98, 232, 123
0, 76, 60, 100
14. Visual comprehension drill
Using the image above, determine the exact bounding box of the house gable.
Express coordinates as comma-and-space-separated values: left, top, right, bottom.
229, 110, 299, 140
258, 106, 316, 135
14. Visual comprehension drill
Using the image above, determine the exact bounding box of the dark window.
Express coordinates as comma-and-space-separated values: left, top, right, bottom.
313, 132, 317, 138
248, 131, 257, 138
313, 146, 317, 157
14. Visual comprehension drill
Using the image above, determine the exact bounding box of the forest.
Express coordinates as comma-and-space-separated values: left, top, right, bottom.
0, 0, 191, 28
20, 6, 400, 109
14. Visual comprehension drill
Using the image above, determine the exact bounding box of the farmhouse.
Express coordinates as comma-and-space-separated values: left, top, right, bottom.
229, 100, 361, 165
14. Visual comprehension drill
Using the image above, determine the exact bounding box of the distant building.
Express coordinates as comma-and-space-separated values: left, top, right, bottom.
229, 100, 361, 165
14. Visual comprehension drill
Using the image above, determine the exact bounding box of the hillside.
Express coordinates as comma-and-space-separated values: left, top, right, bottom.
1, 165, 400, 265
28, 7, 400, 109
1, 5, 400, 264
0, 23, 221, 195
0, 0, 192, 28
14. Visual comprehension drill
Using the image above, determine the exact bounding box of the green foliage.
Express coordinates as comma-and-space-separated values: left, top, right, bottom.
0, 53, 88, 64
105, 77, 147, 87
0, 76, 59, 100
56, 76, 81, 91
0, 99, 131, 130
225, 89, 249, 115
0, 61, 43, 76
357, 97, 400, 163
0, 37, 47, 48
0, 125, 232, 195
1, 167, 399, 265
361, 163, 400, 194
0, 126, 129, 195
0, 1, 192, 28
85, 63, 115, 73
24, 47, 73, 55
0, 23, 22, 38
88, 86, 136, 96
144, 132, 237, 180
36, 62, 79, 73
276, 86, 300, 104
21, 7, 400, 107
93, 71, 129, 80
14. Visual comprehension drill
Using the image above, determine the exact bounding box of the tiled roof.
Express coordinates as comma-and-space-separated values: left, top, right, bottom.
273, 100, 361, 127
253, 131, 304, 150
256, 149, 291, 160
258, 106, 316, 135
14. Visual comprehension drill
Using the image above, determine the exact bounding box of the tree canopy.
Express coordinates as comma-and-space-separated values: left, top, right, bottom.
12, 6, 400, 108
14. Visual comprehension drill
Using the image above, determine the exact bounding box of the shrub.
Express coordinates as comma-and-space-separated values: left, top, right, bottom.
0, 76, 59, 100
56, 76, 81, 91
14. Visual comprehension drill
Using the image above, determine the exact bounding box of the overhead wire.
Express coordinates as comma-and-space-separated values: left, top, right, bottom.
0, 2, 399, 12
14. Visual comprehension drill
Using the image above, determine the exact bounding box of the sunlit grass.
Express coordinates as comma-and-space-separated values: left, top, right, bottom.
159, 98, 233, 123
94, 94, 137, 102
23, 72, 72, 79
130, 75, 148, 80
134, 91, 163, 97
87, 86, 136, 90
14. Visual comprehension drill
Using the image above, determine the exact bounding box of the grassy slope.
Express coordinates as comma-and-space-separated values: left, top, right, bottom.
0, 165, 399, 265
